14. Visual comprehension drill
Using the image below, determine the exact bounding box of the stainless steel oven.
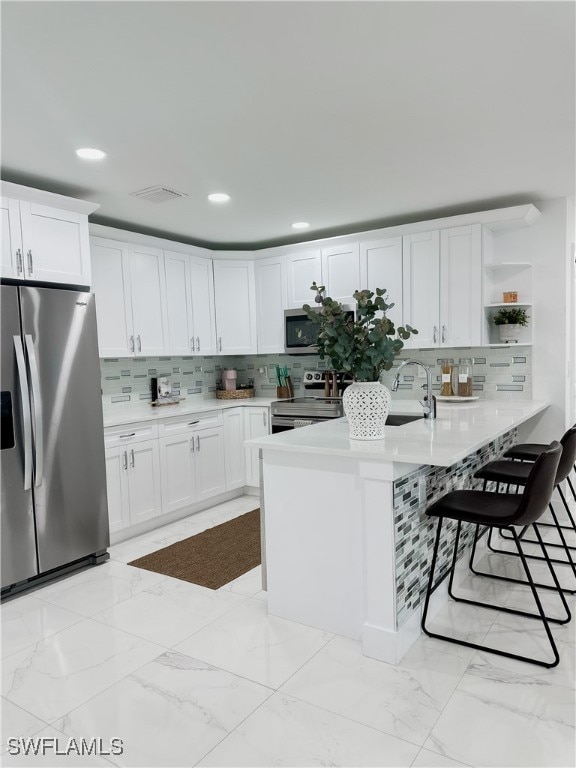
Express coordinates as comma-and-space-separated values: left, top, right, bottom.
270, 396, 344, 433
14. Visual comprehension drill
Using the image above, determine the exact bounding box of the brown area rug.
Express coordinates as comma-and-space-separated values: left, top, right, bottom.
128, 509, 261, 590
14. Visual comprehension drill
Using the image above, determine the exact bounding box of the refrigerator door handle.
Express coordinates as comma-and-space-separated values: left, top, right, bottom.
24, 335, 44, 487
13, 335, 33, 491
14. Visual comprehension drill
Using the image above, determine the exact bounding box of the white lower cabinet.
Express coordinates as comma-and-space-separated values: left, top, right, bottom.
104, 438, 162, 533
128, 440, 163, 525
244, 407, 270, 487
223, 408, 246, 490
104, 405, 267, 536
104, 446, 131, 534
195, 427, 226, 502
159, 420, 225, 515
159, 434, 196, 515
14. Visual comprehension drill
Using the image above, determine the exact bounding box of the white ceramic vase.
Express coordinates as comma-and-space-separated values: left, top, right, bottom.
342, 380, 391, 440
498, 324, 522, 343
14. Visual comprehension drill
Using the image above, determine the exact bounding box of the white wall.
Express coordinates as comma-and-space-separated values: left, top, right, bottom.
521, 197, 573, 442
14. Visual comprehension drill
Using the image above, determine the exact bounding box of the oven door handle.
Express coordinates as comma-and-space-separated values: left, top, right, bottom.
271, 415, 318, 431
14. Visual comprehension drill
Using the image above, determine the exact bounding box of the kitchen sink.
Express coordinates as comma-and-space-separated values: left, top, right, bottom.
385, 413, 424, 426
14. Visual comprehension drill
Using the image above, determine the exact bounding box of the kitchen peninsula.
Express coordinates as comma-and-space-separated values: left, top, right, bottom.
247, 398, 550, 664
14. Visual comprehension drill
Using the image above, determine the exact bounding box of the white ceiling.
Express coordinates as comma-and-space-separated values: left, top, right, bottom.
2, 1, 574, 249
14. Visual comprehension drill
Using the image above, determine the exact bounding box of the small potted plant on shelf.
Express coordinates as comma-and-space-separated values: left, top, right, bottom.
303, 283, 417, 440
493, 306, 529, 344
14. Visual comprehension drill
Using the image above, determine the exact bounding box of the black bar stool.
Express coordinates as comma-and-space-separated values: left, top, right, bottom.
504, 428, 576, 504
474, 426, 576, 585
421, 441, 570, 668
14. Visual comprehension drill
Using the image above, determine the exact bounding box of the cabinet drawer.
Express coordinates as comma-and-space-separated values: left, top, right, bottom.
104, 422, 158, 448
158, 410, 223, 437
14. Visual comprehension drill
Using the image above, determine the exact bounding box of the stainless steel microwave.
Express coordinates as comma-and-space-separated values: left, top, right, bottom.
284, 307, 354, 355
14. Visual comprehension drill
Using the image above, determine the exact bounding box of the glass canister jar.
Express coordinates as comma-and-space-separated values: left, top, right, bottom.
457, 358, 474, 397
439, 358, 454, 396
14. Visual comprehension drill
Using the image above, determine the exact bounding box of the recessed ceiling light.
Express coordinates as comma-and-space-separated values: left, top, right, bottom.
207, 193, 231, 203
292, 222, 310, 230
75, 147, 106, 160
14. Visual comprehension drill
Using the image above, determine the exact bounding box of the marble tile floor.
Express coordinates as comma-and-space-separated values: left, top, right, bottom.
1, 496, 575, 768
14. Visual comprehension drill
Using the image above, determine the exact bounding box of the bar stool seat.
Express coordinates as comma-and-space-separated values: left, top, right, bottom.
504, 443, 550, 461
475, 460, 532, 485
421, 441, 570, 668
428, 489, 521, 525
504, 427, 576, 505
474, 426, 576, 581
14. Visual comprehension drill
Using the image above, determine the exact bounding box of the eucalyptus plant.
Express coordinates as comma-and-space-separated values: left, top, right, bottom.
493, 307, 529, 326
303, 283, 418, 382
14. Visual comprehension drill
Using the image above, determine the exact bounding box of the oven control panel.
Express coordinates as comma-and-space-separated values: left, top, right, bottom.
303, 370, 324, 386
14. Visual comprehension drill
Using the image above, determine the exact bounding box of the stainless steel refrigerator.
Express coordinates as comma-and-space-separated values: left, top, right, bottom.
1, 285, 109, 595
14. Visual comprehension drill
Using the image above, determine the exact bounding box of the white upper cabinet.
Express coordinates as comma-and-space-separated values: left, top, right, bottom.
440, 225, 482, 347
213, 260, 257, 354
19, 202, 91, 286
285, 250, 322, 308
128, 245, 168, 356
0, 184, 95, 287
321, 243, 361, 305
189, 256, 218, 356
402, 226, 482, 349
360, 237, 403, 329
402, 231, 441, 348
0, 197, 22, 279
91, 237, 167, 357
164, 251, 194, 356
90, 237, 134, 358
255, 256, 287, 353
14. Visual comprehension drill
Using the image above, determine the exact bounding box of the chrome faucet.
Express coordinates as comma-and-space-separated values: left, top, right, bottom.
391, 359, 437, 420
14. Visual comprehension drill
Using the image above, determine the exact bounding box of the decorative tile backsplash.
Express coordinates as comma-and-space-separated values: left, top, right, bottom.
100, 346, 531, 402
100, 356, 230, 402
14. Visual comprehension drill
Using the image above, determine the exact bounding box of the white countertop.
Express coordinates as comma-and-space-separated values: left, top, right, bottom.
246, 399, 550, 467
102, 396, 277, 428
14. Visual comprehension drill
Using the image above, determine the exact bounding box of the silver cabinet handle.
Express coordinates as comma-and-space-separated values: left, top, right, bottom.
218, 337, 222, 352
120, 432, 136, 439
130, 448, 135, 467
190, 338, 195, 352
14, 336, 33, 491
196, 337, 200, 352
191, 436, 195, 453
442, 325, 446, 343
262, 410, 267, 427
196, 435, 200, 452
24, 335, 43, 488
129, 335, 135, 353
123, 451, 128, 470
27, 250, 33, 277
16, 248, 23, 275
433, 325, 438, 344
137, 335, 142, 353
188, 420, 199, 426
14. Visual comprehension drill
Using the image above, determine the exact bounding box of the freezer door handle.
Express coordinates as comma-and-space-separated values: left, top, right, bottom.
13, 335, 33, 491
24, 335, 43, 487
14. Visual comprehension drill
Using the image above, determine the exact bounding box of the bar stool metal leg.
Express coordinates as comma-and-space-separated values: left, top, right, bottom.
422, 519, 564, 667
471, 520, 575, 600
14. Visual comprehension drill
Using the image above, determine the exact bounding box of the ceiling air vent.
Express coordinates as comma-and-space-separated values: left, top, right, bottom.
129, 186, 188, 204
